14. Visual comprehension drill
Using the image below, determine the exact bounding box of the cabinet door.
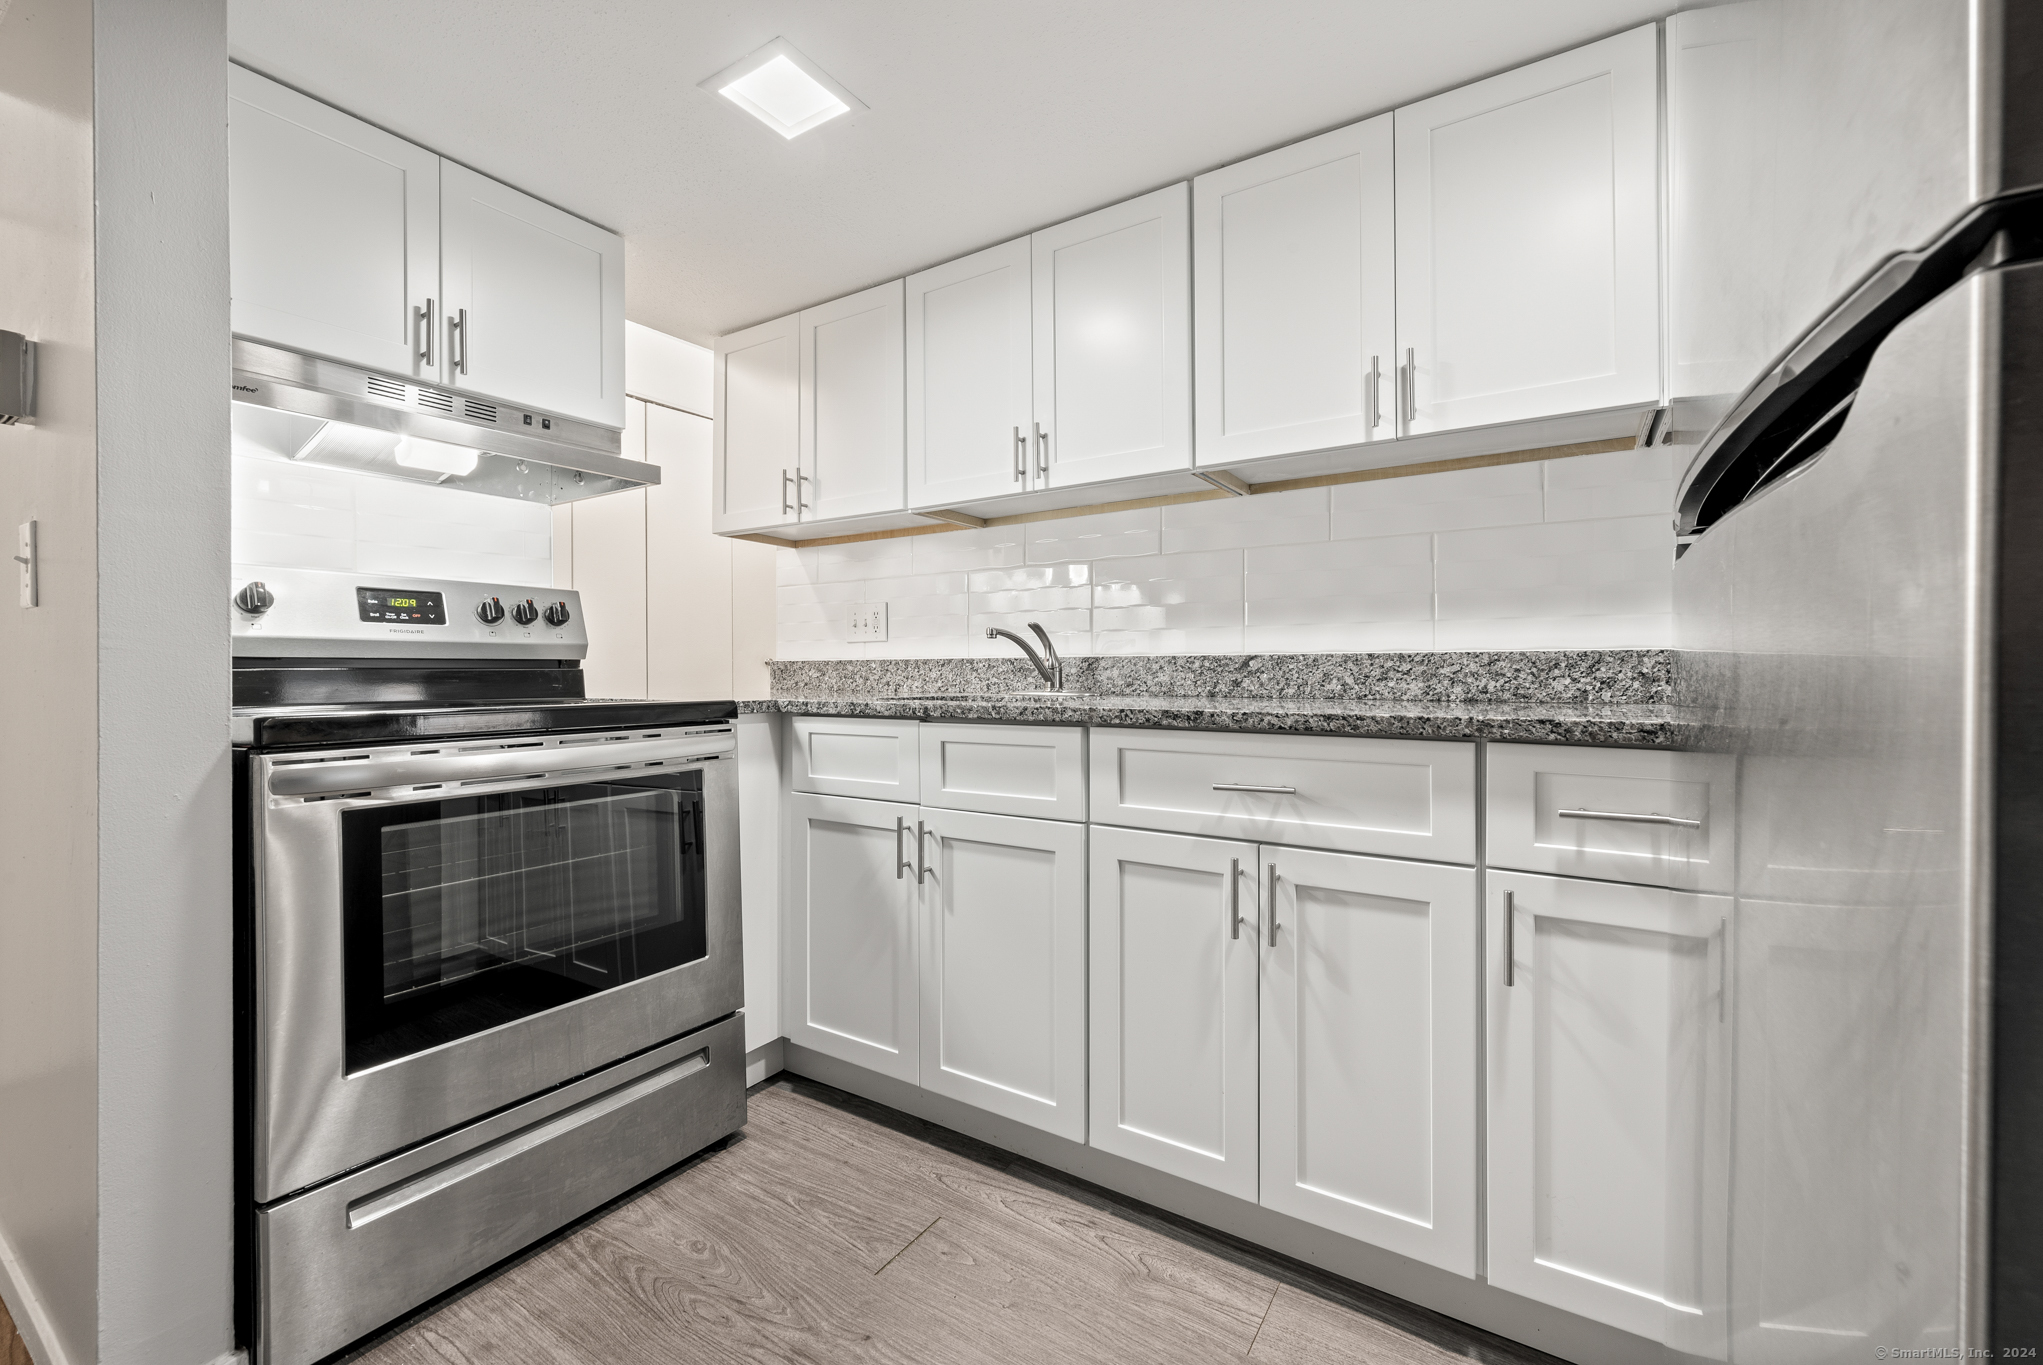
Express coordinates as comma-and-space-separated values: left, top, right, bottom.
1089, 827, 1259, 1200
904, 238, 1034, 508
1487, 871, 1729, 1348
786, 792, 920, 1083
917, 808, 1087, 1140
227, 66, 440, 380
1260, 847, 1477, 1276
713, 313, 800, 533
1031, 184, 1192, 488
1193, 116, 1395, 464
1393, 25, 1660, 434
440, 162, 626, 428
801, 281, 906, 520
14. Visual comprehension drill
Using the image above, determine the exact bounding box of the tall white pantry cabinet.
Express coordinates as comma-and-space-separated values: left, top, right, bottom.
227, 65, 626, 429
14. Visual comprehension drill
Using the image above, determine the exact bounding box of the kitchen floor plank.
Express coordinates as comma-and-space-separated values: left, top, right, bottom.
338, 1076, 1562, 1365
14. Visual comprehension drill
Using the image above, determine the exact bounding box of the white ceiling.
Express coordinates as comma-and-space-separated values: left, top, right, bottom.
228, 0, 1673, 347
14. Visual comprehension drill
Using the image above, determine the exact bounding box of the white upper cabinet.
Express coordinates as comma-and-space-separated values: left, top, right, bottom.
1032, 183, 1193, 488
228, 66, 440, 381
800, 281, 906, 521
1261, 846, 1479, 1276
1193, 116, 1396, 464
440, 162, 626, 429
905, 237, 1036, 508
229, 67, 626, 429
712, 312, 801, 533
1393, 25, 1661, 435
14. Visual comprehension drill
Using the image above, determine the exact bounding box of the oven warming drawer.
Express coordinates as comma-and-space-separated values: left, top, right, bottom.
255, 1013, 746, 1365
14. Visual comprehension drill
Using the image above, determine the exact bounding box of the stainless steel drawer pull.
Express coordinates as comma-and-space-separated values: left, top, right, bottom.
415, 297, 435, 368
1227, 857, 1241, 940
346, 1049, 710, 1230
1503, 889, 1515, 988
1365, 354, 1382, 430
896, 816, 912, 880
1558, 808, 1702, 830
1013, 426, 1027, 482
1213, 782, 1296, 795
1265, 862, 1279, 947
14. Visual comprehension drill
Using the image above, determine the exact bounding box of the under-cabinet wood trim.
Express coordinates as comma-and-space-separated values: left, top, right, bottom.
727, 433, 1640, 551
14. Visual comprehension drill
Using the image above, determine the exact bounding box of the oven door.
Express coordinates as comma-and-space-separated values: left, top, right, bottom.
251, 725, 742, 1202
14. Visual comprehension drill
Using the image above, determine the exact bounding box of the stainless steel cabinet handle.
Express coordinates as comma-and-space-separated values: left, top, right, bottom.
1212, 782, 1296, 795
896, 816, 912, 880
1557, 808, 1702, 830
1365, 354, 1381, 430
449, 307, 469, 376
915, 819, 930, 885
415, 298, 436, 368
1228, 857, 1241, 941
1033, 422, 1049, 479
1013, 426, 1027, 482
796, 469, 810, 514
781, 469, 794, 516
1503, 889, 1515, 987
1265, 862, 1279, 946
1398, 346, 1414, 429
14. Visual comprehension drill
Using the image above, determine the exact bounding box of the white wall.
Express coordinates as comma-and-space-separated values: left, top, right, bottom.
0, 1, 102, 1360
775, 448, 1677, 660
92, 1, 236, 1362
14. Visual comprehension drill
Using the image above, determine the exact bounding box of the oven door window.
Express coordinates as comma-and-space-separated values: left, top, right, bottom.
341, 770, 707, 1073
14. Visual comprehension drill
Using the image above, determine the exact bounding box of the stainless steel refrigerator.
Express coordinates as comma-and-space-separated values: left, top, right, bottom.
1666, 0, 2042, 1355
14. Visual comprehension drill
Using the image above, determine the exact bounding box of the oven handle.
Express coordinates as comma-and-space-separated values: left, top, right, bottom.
268, 732, 735, 798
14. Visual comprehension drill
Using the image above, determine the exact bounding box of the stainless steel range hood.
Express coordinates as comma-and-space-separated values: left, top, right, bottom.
229, 338, 658, 503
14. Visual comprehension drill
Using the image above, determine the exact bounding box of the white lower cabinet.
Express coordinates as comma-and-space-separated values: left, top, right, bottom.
1260, 846, 1479, 1276
917, 807, 1088, 1141
1487, 870, 1730, 1350
785, 792, 920, 1083
1088, 827, 1261, 1200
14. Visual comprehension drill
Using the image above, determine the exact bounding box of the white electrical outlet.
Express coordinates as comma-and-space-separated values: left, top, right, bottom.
846, 602, 888, 642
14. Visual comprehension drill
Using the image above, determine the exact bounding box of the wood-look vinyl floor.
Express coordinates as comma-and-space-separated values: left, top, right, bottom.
343, 1075, 1561, 1365
0, 1291, 29, 1365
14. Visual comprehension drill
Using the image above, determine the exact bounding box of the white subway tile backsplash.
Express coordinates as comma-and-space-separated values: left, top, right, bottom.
767, 453, 1676, 660
1026, 507, 1160, 563
1162, 487, 1328, 553
1330, 461, 1544, 539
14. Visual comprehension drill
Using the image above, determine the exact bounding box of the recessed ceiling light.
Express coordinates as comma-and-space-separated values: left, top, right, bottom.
701, 38, 865, 140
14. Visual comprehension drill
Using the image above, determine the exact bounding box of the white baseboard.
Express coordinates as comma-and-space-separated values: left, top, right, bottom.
744, 1037, 786, 1089
0, 1218, 71, 1365
782, 1043, 1687, 1365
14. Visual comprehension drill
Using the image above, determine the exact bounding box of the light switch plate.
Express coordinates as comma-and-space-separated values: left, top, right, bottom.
846, 602, 887, 642
16, 520, 37, 608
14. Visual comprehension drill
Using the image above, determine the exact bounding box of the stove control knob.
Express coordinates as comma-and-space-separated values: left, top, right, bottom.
234, 581, 274, 616
510, 599, 539, 626
543, 601, 572, 627
475, 597, 505, 625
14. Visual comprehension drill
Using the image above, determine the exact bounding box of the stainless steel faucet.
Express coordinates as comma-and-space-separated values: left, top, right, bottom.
986, 622, 1064, 692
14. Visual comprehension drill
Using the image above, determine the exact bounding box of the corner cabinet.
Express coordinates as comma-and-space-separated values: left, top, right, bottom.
1393, 24, 1661, 435
1192, 115, 1396, 464
228, 66, 625, 429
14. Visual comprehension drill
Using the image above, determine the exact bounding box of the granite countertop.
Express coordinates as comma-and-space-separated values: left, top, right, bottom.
742, 650, 1692, 747
738, 692, 1684, 746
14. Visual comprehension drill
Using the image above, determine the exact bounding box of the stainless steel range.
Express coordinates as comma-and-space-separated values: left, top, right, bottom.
230, 566, 745, 1365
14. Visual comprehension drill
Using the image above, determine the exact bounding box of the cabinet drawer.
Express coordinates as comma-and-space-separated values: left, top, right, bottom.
791, 716, 920, 802
1486, 744, 1734, 891
1089, 728, 1476, 863
920, 723, 1085, 820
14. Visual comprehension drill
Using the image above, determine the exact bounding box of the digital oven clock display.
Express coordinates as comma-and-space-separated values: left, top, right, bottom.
355, 587, 447, 624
